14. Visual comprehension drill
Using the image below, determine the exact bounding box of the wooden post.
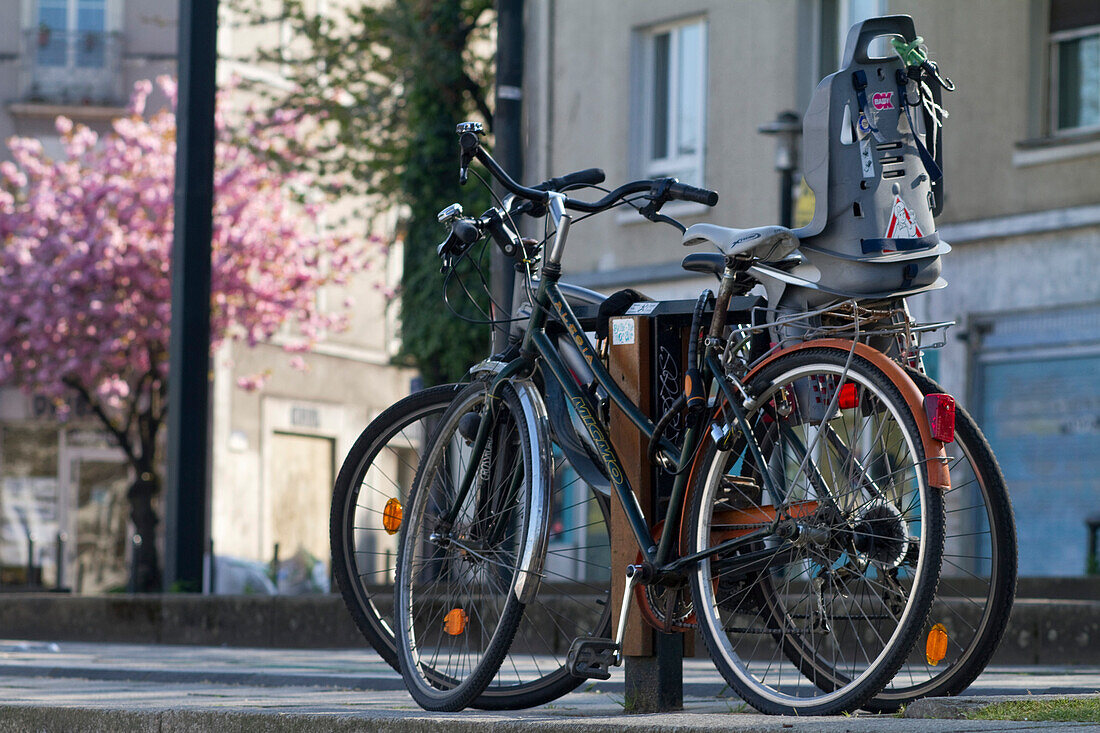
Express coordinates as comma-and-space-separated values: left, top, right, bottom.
607, 315, 653, 659
607, 311, 695, 712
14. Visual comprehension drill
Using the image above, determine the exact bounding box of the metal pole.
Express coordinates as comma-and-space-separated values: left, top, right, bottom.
26, 534, 34, 587
55, 532, 66, 590
166, 0, 218, 592
779, 167, 794, 229
490, 0, 523, 353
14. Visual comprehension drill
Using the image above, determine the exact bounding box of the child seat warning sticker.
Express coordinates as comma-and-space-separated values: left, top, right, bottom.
859, 137, 875, 178
885, 195, 924, 240
611, 318, 635, 345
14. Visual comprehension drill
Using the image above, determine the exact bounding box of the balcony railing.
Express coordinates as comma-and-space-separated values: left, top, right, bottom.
22, 28, 123, 107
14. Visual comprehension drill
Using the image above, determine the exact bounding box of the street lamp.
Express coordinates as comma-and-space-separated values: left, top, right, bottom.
758, 111, 802, 229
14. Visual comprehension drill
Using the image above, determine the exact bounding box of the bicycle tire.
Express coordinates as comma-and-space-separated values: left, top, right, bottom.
331, 382, 612, 709
688, 348, 945, 715
395, 380, 538, 711
865, 369, 1017, 710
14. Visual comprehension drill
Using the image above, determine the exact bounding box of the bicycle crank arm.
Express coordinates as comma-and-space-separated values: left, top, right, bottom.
565, 563, 644, 681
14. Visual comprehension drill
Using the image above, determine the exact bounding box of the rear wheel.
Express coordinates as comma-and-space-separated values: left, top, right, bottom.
689, 349, 945, 715
866, 369, 1017, 710
331, 383, 461, 671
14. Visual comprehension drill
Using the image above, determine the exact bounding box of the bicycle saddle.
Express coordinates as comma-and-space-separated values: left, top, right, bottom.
682, 223, 799, 262
682, 251, 803, 278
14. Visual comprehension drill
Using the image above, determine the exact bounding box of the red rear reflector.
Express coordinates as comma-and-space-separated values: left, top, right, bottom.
838, 382, 859, 410
923, 393, 956, 443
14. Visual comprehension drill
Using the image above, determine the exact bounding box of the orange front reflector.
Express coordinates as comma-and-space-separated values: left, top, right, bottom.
382, 498, 403, 535
443, 608, 468, 636
838, 382, 859, 410
926, 623, 948, 666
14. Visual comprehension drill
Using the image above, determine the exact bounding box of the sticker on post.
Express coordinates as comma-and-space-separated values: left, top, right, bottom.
625, 301, 659, 315
885, 195, 924, 241
610, 318, 635, 345
859, 137, 875, 178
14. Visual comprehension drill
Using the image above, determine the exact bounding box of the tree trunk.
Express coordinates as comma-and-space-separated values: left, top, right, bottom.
127, 470, 163, 592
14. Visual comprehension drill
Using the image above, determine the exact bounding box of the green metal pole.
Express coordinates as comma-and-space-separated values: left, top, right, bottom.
165, 0, 218, 592
490, 0, 523, 353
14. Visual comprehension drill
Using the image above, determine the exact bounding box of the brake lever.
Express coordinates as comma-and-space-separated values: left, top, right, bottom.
638, 179, 687, 233
456, 122, 485, 185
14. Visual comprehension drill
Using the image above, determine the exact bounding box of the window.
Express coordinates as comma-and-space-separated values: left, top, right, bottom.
37, 0, 107, 69
817, 0, 884, 79
1049, 1, 1100, 134
638, 19, 707, 187
26, 0, 120, 104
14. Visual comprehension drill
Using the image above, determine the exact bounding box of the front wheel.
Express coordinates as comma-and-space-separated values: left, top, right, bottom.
395, 380, 538, 712
688, 348, 945, 715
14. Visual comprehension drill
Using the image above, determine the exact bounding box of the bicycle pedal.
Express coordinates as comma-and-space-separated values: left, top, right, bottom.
566, 636, 619, 680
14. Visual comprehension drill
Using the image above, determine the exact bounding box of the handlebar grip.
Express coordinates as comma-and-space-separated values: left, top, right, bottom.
452, 219, 481, 245
668, 182, 719, 206
534, 167, 606, 192
437, 218, 483, 258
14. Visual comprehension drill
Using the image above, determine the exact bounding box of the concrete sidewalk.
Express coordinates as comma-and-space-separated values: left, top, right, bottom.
3, 592, 1100, 665
0, 641, 1096, 731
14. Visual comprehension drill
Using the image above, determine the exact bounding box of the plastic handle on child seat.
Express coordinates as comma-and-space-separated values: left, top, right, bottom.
891, 36, 927, 67
668, 181, 719, 206
534, 168, 606, 192
845, 15, 917, 65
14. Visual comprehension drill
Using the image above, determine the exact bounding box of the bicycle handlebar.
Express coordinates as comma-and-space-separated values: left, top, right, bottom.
532, 168, 606, 192
440, 123, 720, 265
474, 145, 719, 214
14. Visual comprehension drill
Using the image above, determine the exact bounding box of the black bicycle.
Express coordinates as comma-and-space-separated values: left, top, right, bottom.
391, 122, 948, 715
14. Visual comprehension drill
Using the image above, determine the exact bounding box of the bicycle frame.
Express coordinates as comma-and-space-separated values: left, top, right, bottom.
441, 195, 792, 593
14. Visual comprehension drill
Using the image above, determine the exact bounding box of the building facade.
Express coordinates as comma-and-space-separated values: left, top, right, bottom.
0, 0, 412, 592
522, 0, 1100, 576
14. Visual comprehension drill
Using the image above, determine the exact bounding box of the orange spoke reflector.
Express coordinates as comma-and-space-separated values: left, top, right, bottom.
382, 498, 403, 535
926, 623, 948, 666
443, 608, 468, 636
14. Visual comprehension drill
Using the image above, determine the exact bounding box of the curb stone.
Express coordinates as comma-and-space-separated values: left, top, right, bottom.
905, 693, 1100, 720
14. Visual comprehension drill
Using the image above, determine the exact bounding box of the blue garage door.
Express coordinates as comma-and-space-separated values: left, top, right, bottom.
976, 305, 1100, 577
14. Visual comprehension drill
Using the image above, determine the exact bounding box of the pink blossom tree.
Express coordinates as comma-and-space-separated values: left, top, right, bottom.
0, 77, 372, 590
